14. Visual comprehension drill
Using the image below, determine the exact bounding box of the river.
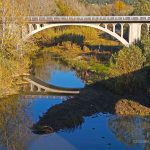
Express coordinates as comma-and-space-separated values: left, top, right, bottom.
0, 53, 149, 150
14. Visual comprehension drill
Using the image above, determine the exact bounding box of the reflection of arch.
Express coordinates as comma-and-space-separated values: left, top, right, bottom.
24, 23, 130, 47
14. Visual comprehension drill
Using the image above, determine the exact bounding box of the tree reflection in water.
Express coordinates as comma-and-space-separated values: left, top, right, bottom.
108, 116, 150, 149
0, 95, 31, 150
33, 53, 71, 82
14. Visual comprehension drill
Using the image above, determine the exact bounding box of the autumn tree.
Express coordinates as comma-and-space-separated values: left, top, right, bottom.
0, 0, 38, 97
114, 0, 125, 14
55, 0, 78, 16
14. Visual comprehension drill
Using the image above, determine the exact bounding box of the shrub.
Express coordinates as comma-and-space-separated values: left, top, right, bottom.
109, 46, 146, 93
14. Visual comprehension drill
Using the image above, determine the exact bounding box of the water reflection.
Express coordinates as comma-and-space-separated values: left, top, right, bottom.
0, 96, 31, 150
33, 53, 72, 82
0, 53, 150, 150
109, 116, 150, 149
33, 53, 85, 88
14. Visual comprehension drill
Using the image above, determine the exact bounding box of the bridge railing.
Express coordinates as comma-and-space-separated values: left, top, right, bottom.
25, 16, 150, 23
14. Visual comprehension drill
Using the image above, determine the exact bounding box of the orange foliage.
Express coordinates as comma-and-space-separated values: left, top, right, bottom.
115, 0, 125, 12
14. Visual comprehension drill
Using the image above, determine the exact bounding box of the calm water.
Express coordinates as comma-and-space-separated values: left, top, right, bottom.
0, 54, 150, 150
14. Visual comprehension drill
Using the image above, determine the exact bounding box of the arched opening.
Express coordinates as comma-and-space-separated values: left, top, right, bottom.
107, 24, 113, 32
123, 23, 130, 42
40, 24, 44, 28
33, 24, 37, 30
99, 23, 105, 28
115, 23, 121, 36
24, 23, 129, 47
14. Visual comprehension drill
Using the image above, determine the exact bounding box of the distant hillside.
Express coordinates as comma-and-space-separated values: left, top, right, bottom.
26, 0, 133, 16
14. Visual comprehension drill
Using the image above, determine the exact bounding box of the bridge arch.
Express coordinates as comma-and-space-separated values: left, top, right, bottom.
24, 23, 130, 47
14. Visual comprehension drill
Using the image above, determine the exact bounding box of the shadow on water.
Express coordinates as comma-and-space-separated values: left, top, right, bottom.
32, 66, 150, 136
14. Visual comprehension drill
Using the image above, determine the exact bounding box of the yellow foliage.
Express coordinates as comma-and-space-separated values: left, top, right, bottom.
115, 0, 125, 12
55, 0, 78, 16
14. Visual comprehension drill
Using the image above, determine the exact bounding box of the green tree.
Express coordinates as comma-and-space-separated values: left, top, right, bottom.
142, 37, 150, 66
110, 46, 146, 93
134, 0, 150, 15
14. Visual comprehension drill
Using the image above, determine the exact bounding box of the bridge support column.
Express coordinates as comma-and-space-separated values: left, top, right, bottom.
29, 24, 34, 33
121, 23, 124, 38
113, 23, 116, 33
129, 23, 142, 45
36, 24, 41, 30
104, 24, 108, 29
37, 86, 41, 92
30, 83, 34, 92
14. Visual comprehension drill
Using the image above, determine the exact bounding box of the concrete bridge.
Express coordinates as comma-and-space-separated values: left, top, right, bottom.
23, 76, 81, 95
22, 16, 150, 47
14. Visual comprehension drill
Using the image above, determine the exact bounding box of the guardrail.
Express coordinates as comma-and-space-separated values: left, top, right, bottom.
25, 16, 150, 23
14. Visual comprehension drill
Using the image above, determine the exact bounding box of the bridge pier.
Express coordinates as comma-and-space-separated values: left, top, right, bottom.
30, 83, 34, 92
129, 23, 142, 45
121, 24, 124, 38
37, 86, 42, 92
29, 24, 34, 33
113, 23, 116, 33
104, 24, 108, 29
36, 24, 41, 30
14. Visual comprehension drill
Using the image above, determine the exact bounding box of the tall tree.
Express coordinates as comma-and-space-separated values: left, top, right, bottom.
134, 0, 150, 15
55, 0, 78, 16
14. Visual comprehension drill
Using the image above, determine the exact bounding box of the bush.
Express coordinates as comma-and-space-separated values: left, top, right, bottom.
142, 37, 150, 66
109, 46, 146, 93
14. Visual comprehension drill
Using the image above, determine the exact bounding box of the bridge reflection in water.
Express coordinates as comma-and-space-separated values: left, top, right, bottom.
22, 75, 82, 95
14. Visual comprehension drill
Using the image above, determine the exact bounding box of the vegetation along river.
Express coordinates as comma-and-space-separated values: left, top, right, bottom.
0, 53, 150, 150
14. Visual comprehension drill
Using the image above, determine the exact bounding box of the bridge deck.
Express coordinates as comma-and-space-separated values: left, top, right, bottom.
26, 16, 150, 23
